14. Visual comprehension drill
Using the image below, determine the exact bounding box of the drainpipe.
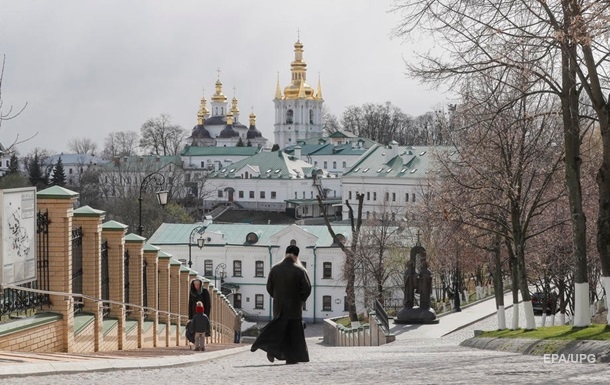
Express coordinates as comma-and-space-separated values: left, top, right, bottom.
268, 245, 273, 320
313, 245, 318, 324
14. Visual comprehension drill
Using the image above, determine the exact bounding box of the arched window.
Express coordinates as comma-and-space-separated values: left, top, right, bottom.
286, 109, 294, 123
309, 109, 314, 124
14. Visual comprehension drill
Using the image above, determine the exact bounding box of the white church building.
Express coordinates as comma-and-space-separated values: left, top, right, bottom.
148, 222, 354, 323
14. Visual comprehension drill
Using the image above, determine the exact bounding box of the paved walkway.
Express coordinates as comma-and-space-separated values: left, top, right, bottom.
2, 292, 607, 385
391, 291, 515, 339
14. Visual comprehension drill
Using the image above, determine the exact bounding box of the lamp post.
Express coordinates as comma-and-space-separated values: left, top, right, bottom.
137, 171, 168, 236
214, 263, 226, 289
454, 251, 461, 312
188, 225, 205, 268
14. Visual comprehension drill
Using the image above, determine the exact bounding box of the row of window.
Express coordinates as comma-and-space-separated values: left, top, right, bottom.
348, 191, 416, 203
218, 190, 279, 199
313, 161, 347, 169
217, 190, 338, 200
202, 260, 334, 279
236, 293, 347, 312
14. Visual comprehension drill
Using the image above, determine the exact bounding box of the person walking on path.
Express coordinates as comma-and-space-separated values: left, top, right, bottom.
234, 311, 244, 343
189, 279, 211, 331
189, 301, 210, 351
251, 244, 312, 364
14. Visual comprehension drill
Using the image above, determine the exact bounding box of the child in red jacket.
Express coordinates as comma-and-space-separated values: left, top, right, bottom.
190, 301, 211, 351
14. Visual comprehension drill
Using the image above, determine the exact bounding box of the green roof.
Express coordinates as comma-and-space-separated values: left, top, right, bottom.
73, 205, 105, 217
343, 144, 446, 179
181, 146, 261, 157
147, 223, 209, 245
209, 150, 323, 180
125, 233, 147, 243
148, 223, 353, 248
284, 143, 367, 157
37, 186, 79, 199
102, 220, 128, 231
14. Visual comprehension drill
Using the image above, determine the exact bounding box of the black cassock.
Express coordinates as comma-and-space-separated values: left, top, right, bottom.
251, 316, 309, 362
251, 257, 311, 363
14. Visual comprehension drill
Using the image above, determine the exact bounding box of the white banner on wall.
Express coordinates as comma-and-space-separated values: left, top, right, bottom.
0, 187, 37, 288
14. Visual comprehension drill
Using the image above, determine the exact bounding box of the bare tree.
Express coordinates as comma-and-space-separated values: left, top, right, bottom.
317, 193, 364, 324
102, 130, 140, 159
67, 137, 98, 156
355, 210, 406, 306
139, 114, 187, 156
392, 0, 610, 326
321, 106, 341, 134
0, 54, 34, 149
433, 68, 565, 329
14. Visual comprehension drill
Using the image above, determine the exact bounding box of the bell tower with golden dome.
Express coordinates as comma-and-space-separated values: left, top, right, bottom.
210, 74, 228, 117
274, 39, 324, 149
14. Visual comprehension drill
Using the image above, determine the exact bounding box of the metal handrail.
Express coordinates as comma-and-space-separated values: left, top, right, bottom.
374, 299, 390, 333
3, 284, 232, 339
3, 284, 184, 324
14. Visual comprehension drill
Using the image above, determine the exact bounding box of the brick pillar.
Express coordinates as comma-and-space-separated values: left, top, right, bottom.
169, 260, 182, 346
143, 244, 160, 347
73, 205, 105, 352
181, 270, 195, 326
37, 186, 79, 353
157, 251, 171, 347
206, 281, 220, 344
124, 233, 146, 348
102, 220, 128, 350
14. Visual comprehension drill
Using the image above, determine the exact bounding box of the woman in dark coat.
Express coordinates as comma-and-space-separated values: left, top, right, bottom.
251, 245, 312, 364
189, 278, 211, 320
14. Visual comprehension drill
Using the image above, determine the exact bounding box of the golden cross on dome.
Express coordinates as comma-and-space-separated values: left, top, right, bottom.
297, 27, 300, 41
216, 67, 221, 79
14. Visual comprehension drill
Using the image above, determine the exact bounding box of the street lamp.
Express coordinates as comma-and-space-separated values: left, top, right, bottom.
454, 251, 461, 312
214, 263, 226, 290
138, 171, 168, 236
188, 225, 206, 268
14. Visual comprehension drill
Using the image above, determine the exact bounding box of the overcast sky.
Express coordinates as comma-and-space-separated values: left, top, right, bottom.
1, 0, 447, 156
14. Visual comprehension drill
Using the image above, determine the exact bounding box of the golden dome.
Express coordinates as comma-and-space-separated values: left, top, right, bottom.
197, 96, 209, 125
230, 96, 240, 115
283, 40, 315, 100
211, 78, 227, 102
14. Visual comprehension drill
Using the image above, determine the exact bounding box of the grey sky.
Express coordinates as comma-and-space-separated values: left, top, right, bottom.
1, 0, 447, 156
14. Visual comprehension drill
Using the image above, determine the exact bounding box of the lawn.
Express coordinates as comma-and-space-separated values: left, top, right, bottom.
481, 324, 610, 341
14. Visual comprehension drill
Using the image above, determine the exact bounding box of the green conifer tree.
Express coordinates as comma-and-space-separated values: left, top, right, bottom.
27, 153, 48, 190
7, 153, 19, 174
50, 156, 67, 187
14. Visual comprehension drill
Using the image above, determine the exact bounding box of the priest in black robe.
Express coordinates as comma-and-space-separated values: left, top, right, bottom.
251, 244, 312, 364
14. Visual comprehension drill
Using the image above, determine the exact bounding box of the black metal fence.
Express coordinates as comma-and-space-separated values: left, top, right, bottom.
142, 259, 148, 318
100, 240, 110, 318
0, 210, 51, 322
124, 249, 130, 311
71, 226, 84, 314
